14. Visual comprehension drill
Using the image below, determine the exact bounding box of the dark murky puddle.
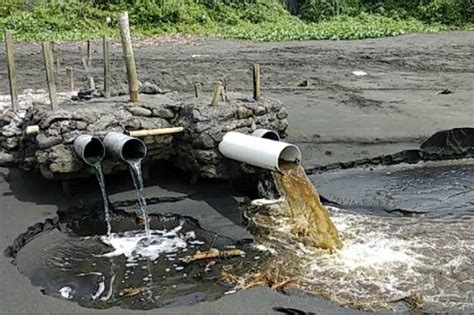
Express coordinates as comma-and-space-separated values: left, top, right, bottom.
312, 160, 474, 217
7, 208, 263, 310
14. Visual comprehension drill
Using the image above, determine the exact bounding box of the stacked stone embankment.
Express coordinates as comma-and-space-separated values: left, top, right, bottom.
0, 90, 288, 180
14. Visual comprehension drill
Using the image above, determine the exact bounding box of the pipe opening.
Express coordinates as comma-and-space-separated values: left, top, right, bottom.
278, 145, 302, 170
121, 139, 147, 162
252, 129, 280, 141
82, 138, 105, 165
261, 131, 280, 141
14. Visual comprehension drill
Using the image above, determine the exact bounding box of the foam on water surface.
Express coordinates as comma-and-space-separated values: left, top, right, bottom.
99, 225, 188, 262
293, 206, 474, 312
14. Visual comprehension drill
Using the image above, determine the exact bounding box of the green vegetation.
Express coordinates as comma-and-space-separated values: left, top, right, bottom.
1, 0, 472, 41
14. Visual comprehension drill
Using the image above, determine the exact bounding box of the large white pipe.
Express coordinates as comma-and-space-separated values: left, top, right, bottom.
218, 131, 301, 171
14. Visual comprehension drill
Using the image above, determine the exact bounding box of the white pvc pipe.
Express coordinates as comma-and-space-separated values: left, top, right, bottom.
218, 131, 301, 171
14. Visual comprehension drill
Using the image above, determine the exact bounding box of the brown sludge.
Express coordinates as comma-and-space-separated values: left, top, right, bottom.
276, 163, 342, 250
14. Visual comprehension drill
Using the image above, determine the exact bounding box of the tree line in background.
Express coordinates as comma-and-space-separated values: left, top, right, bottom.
297, 0, 472, 24
1, 0, 472, 41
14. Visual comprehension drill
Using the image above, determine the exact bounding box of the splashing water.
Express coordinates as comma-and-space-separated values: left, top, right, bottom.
94, 163, 112, 235
128, 160, 151, 237
12, 213, 263, 310
296, 206, 474, 312
99, 223, 187, 263
246, 162, 474, 312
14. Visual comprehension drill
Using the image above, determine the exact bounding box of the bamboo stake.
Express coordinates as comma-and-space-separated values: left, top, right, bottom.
194, 83, 201, 98
118, 11, 139, 103
220, 79, 228, 102
87, 39, 92, 67
223, 79, 229, 102
103, 35, 111, 98
127, 127, 184, 137
210, 81, 223, 106
79, 46, 89, 72
66, 67, 75, 92
42, 42, 58, 110
89, 77, 96, 90
4, 30, 19, 112
253, 63, 261, 101
55, 49, 61, 74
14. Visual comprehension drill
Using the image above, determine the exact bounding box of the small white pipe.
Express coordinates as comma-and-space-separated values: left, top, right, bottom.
25, 125, 40, 135
218, 131, 301, 171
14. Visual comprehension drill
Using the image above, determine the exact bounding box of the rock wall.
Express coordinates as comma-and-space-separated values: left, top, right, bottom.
174, 94, 288, 178
0, 91, 288, 180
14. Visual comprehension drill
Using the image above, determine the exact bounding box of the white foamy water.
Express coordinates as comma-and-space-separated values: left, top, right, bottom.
295, 206, 474, 312
99, 224, 190, 262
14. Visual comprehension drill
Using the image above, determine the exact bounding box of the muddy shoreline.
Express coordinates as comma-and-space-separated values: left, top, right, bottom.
1, 31, 473, 169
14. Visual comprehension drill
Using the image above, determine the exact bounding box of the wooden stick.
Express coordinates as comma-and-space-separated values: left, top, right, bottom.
271, 277, 298, 291
103, 36, 111, 98
55, 49, 61, 74
222, 79, 229, 102
253, 63, 261, 101
5, 30, 19, 112
194, 83, 201, 98
220, 79, 228, 102
42, 42, 58, 110
66, 67, 75, 92
87, 39, 92, 67
127, 127, 184, 137
79, 46, 89, 72
210, 81, 222, 106
180, 249, 245, 264
118, 11, 139, 103
89, 77, 96, 90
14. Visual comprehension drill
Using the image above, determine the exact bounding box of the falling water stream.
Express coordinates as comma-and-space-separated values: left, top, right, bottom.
276, 163, 342, 250
128, 160, 151, 237
94, 163, 112, 236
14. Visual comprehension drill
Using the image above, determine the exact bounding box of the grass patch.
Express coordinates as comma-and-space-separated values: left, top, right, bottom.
0, 0, 472, 42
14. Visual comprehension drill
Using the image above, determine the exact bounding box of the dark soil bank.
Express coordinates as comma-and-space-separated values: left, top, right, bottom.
1, 32, 473, 168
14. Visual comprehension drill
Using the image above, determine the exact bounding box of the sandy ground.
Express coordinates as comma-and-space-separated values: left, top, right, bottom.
1, 31, 473, 166
0, 31, 473, 313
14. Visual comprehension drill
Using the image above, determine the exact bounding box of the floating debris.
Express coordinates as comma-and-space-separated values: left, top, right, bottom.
180, 248, 246, 264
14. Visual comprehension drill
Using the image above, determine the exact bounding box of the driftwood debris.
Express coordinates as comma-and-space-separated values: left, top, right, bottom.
180, 248, 245, 263
120, 287, 142, 297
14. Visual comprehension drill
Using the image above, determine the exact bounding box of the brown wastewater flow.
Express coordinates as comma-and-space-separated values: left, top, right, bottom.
246, 161, 474, 312
276, 163, 342, 250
